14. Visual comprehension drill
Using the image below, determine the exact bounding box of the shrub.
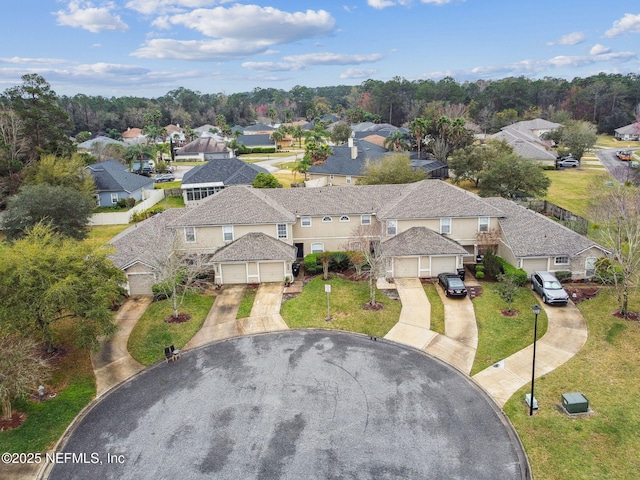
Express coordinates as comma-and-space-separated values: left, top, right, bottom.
126, 197, 136, 208
475, 270, 485, 279
330, 252, 351, 271
483, 249, 527, 285
482, 249, 502, 279
594, 257, 624, 285
475, 264, 485, 272
554, 270, 572, 283
116, 198, 128, 208
304, 253, 321, 274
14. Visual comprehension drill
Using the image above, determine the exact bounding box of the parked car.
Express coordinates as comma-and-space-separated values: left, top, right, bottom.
154, 173, 176, 183
437, 272, 468, 298
556, 157, 579, 168
531, 271, 568, 305
616, 150, 632, 161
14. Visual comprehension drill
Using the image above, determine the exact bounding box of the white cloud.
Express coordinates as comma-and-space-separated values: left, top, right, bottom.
590, 44, 611, 55
131, 38, 272, 60
547, 32, 585, 46
125, 0, 228, 16
0, 57, 67, 65
368, 0, 396, 8
282, 52, 383, 66
367, 0, 455, 8
54, 0, 128, 33
241, 62, 304, 73
167, 5, 335, 43
604, 13, 640, 38
340, 68, 378, 79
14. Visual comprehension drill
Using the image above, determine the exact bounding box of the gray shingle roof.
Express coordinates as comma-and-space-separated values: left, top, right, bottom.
490, 130, 557, 161
171, 185, 296, 226
383, 227, 469, 256
237, 134, 275, 147
177, 137, 230, 155
307, 139, 388, 176
181, 158, 268, 187
614, 123, 640, 135
482, 197, 607, 257
86, 159, 154, 193
210, 232, 296, 262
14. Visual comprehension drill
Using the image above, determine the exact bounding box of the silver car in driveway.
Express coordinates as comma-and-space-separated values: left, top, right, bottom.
531, 271, 568, 305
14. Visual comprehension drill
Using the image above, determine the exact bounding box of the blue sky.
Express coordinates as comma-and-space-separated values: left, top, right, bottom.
1, 0, 639, 98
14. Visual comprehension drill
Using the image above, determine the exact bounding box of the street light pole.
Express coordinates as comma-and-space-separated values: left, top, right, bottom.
530, 304, 541, 416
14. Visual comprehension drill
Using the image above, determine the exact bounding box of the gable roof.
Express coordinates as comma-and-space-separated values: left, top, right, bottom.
181, 158, 268, 188
383, 227, 469, 256
236, 133, 275, 147
86, 159, 154, 193
209, 232, 296, 262
307, 139, 388, 176
490, 129, 558, 161
482, 197, 608, 258
177, 137, 229, 155
504, 119, 561, 133
77, 135, 126, 149
243, 123, 274, 133
172, 185, 296, 226
614, 123, 640, 135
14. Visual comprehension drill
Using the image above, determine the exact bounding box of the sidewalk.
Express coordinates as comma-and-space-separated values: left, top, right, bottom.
472, 300, 587, 407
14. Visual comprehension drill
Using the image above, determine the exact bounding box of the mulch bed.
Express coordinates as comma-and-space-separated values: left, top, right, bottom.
363, 302, 384, 311
0, 412, 27, 431
565, 285, 600, 304
165, 313, 191, 324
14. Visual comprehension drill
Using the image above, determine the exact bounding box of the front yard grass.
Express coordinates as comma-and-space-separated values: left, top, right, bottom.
281, 276, 401, 337
505, 288, 640, 480
471, 282, 548, 375
424, 283, 445, 334
236, 286, 257, 319
128, 291, 214, 366
544, 169, 610, 218
0, 318, 96, 453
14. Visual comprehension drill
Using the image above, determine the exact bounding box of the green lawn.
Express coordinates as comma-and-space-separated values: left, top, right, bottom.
128, 292, 214, 366
281, 276, 401, 337
471, 282, 548, 375
544, 169, 610, 218
154, 180, 181, 189
236, 286, 257, 319
86, 224, 131, 245
0, 319, 96, 452
424, 283, 445, 334
505, 288, 640, 480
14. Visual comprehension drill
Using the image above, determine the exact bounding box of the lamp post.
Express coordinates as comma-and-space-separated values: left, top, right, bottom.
529, 304, 541, 416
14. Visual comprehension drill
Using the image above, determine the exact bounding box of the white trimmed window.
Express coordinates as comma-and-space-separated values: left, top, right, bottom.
311, 242, 324, 253
346, 176, 352, 185
223, 225, 234, 242
340, 215, 350, 222
387, 220, 397, 235
301, 216, 311, 227
184, 227, 196, 243
277, 224, 287, 239
110, 193, 119, 205
440, 217, 451, 234
361, 214, 371, 225
322, 216, 333, 223
554, 256, 569, 265
478, 217, 489, 232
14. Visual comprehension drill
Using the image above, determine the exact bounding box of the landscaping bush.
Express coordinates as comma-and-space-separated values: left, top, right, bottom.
126, 197, 136, 208
116, 198, 128, 208
497, 259, 528, 286
475, 270, 485, 279
475, 264, 485, 272
482, 249, 527, 285
330, 252, 351, 271
554, 270, 572, 283
593, 257, 624, 284
482, 249, 502, 279
304, 253, 321, 274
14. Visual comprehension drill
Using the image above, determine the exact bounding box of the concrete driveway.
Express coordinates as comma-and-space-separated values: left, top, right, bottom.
47, 331, 529, 480
473, 300, 587, 407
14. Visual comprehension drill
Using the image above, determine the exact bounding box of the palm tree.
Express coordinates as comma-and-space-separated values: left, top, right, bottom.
292, 125, 304, 148
124, 144, 154, 171
409, 117, 430, 159
384, 130, 409, 152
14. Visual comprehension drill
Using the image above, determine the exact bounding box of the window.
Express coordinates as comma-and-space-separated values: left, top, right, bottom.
110, 193, 119, 205
223, 225, 233, 242
346, 176, 352, 185
311, 242, 324, 253
322, 216, 333, 223
387, 220, 397, 235
478, 217, 489, 232
554, 256, 569, 265
361, 215, 371, 225
277, 224, 287, 239
340, 216, 350, 222
184, 227, 196, 243
585, 257, 596, 277
440, 217, 451, 234
301, 216, 311, 227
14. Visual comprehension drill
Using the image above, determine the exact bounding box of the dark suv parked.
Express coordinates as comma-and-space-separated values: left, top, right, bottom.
437, 272, 468, 298
531, 271, 568, 305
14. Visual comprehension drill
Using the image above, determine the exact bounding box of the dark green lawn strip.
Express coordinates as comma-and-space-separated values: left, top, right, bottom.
236, 286, 257, 319
424, 283, 445, 334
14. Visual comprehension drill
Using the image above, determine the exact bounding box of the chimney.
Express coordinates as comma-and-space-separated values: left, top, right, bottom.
351, 143, 358, 160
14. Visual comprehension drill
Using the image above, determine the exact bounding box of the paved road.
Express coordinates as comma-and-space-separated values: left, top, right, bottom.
596, 147, 639, 183
47, 331, 529, 480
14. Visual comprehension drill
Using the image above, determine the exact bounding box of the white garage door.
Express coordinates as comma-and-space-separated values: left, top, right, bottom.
393, 257, 419, 278
128, 273, 156, 296
430, 256, 457, 277
260, 262, 284, 282
221, 263, 247, 284
522, 258, 549, 275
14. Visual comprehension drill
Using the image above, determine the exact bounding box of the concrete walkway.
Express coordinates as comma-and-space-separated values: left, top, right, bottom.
91, 296, 151, 396
473, 300, 588, 407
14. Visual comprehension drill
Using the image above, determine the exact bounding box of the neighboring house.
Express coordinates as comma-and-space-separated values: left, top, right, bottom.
122, 127, 147, 144
614, 123, 640, 141
194, 124, 218, 136
236, 133, 276, 150
180, 157, 269, 205
109, 209, 186, 295
483, 197, 610, 278
409, 157, 449, 180
490, 118, 560, 162
351, 122, 409, 140
86, 159, 155, 207
306, 138, 388, 187
112, 180, 607, 292
243, 123, 275, 135
77, 135, 126, 150
175, 137, 233, 162
165, 124, 185, 146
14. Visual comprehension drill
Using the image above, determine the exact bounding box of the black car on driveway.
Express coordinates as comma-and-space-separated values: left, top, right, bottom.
437, 272, 468, 298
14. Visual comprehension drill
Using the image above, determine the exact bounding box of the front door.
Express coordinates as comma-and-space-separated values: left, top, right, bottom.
295, 243, 304, 259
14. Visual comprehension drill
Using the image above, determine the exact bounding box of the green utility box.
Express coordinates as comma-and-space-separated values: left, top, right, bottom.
561, 392, 589, 414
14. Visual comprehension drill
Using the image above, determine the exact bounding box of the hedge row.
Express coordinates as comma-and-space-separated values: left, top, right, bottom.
304, 252, 353, 275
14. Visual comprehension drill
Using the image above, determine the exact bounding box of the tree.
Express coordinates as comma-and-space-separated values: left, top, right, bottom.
293, 156, 311, 180
24, 153, 95, 195
495, 274, 519, 315
545, 120, 597, 161
477, 154, 551, 198
317, 252, 332, 281
384, 130, 409, 152
2, 183, 95, 240
0, 223, 125, 352
330, 123, 352, 145
0, 108, 28, 207
589, 181, 640, 318
292, 125, 304, 147
124, 143, 154, 171
2, 74, 74, 161
253, 172, 281, 188
360, 153, 429, 185
348, 224, 384, 306
409, 117, 430, 159
449, 139, 513, 187
0, 334, 52, 421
